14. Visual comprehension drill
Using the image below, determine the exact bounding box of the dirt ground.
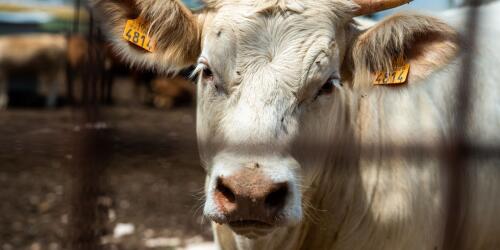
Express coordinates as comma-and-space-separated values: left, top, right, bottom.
0, 105, 213, 250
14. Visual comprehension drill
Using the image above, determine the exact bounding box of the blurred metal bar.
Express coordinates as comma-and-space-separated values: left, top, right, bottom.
442, 0, 482, 249
66, 0, 82, 106
69, 6, 112, 250
69, 127, 112, 250
73, 0, 81, 33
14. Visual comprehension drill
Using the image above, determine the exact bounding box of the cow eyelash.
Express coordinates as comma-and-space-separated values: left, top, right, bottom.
192, 63, 214, 82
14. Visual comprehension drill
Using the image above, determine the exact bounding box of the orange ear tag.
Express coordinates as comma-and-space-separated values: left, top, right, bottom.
373, 57, 410, 85
122, 18, 155, 52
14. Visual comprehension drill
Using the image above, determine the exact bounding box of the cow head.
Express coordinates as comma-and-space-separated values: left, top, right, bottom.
93, 0, 458, 239
194, 1, 363, 238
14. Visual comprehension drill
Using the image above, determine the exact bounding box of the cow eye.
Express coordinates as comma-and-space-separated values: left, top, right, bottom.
320, 80, 334, 94
202, 66, 214, 81
199, 64, 225, 93
316, 76, 341, 97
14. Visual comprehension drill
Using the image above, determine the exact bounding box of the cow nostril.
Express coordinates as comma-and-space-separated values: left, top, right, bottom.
265, 183, 288, 209
216, 178, 236, 203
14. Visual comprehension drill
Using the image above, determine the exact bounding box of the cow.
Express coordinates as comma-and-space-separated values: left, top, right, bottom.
92, 0, 500, 249
0, 32, 156, 108
0, 33, 67, 108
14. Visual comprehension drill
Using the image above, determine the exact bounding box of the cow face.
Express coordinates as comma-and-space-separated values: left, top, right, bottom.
195, 1, 357, 237
93, 0, 419, 239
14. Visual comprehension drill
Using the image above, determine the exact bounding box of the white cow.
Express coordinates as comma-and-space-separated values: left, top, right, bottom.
93, 0, 500, 249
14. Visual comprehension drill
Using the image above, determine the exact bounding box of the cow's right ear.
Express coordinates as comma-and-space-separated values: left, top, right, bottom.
347, 13, 459, 89
92, 0, 202, 73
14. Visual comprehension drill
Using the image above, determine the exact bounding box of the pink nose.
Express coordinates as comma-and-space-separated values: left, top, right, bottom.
214, 163, 289, 226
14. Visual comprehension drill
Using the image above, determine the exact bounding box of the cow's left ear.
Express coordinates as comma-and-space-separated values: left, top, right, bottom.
349, 13, 459, 88
92, 0, 203, 74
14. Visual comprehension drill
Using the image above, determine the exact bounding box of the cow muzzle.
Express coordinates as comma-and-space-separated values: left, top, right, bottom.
204, 155, 302, 238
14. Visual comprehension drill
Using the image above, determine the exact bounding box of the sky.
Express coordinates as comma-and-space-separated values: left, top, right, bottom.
373, 0, 465, 19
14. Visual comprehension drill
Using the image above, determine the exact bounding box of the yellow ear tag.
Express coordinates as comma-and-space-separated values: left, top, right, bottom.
373, 57, 410, 85
123, 18, 155, 52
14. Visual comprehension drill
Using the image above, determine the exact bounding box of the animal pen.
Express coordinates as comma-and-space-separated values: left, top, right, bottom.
0, 0, 498, 249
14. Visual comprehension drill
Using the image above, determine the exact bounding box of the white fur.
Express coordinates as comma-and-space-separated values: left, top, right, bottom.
194, 2, 500, 250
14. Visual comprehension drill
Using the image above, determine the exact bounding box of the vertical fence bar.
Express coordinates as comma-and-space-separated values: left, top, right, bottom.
442, 0, 482, 249
73, 0, 81, 33
69, 5, 112, 250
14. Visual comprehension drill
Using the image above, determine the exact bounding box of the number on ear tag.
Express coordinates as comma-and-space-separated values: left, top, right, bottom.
122, 18, 155, 52
373, 58, 410, 85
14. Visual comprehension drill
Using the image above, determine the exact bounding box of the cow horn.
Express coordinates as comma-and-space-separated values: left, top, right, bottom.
353, 0, 413, 16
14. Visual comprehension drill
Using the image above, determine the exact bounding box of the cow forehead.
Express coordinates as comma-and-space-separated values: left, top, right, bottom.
202, 4, 340, 90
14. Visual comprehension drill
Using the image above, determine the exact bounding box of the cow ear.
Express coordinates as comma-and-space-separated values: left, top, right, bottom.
350, 13, 459, 89
92, 0, 203, 73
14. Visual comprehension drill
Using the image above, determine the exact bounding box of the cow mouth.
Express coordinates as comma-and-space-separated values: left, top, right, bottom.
228, 220, 275, 238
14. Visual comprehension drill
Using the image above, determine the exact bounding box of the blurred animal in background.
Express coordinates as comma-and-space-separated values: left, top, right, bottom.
0, 32, 195, 109
0, 33, 66, 109
151, 75, 195, 109
98, 46, 195, 108
98, 46, 156, 106
66, 34, 195, 108
65, 34, 88, 105
65, 34, 121, 106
